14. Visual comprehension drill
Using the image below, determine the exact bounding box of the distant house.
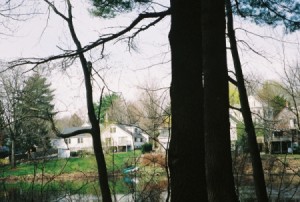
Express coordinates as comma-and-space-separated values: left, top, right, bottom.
248, 95, 273, 123
157, 128, 170, 152
229, 114, 239, 150
268, 107, 298, 154
51, 125, 94, 158
229, 96, 269, 152
101, 124, 149, 152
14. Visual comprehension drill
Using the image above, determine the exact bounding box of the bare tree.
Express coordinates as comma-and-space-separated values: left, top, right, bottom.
280, 63, 300, 129
0, 69, 24, 167
0, 0, 41, 38
136, 82, 169, 149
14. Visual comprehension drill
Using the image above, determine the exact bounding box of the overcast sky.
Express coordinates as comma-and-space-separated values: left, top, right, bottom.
0, 1, 171, 119
1, 1, 300, 120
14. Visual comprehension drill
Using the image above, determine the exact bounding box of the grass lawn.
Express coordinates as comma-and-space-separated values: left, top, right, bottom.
0, 150, 141, 178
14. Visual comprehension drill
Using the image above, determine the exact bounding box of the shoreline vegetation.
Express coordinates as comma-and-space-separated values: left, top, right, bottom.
2, 152, 300, 184
0, 150, 168, 182
0, 151, 137, 179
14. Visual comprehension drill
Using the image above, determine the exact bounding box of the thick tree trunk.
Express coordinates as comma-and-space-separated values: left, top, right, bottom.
226, 1, 268, 201
202, 1, 238, 201
168, 0, 207, 201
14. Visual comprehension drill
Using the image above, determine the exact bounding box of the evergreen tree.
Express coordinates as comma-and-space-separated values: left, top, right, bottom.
90, 0, 151, 18
16, 73, 55, 152
94, 93, 120, 123
233, 0, 300, 32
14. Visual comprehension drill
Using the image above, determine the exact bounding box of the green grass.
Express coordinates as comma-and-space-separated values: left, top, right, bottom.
106, 150, 141, 172
0, 151, 141, 178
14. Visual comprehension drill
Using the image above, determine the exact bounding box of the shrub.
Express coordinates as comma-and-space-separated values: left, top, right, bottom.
70, 151, 78, 157
141, 143, 152, 154
0, 157, 9, 165
140, 153, 166, 168
293, 146, 300, 154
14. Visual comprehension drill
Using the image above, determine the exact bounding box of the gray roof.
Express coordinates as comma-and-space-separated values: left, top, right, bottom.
61, 126, 92, 138
115, 124, 146, 139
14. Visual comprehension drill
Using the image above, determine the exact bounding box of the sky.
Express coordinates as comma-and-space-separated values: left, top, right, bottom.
0, 1, 171, 119
1, 1, 300, 120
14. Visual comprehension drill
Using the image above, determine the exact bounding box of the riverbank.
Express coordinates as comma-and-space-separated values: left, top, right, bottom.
235, 154, 300, 174
0, 151, 141, 181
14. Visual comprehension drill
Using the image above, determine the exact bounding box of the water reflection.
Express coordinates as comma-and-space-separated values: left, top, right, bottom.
0, 175, 167, 202
239, 185, 300, 202
2, 184, 300, 201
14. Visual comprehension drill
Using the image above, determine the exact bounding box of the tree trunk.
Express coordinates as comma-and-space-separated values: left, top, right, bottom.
64, 1, 112, 200
226, 1, 268, 201
168, 0, 207, 201
78, 44, 112, 202
202, 1, 238, 201
10, 138, 15, 168
91, 126, 112, 202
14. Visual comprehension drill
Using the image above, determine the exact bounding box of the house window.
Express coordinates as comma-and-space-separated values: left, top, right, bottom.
135, 138, 142, 142
78, 137, 83, 144
65, 138, 71, 144
110, 127, 116, 133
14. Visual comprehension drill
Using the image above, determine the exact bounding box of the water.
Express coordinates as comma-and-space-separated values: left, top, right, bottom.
0, 176, 168, 202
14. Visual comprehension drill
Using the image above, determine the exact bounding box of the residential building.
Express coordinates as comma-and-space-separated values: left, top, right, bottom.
268, 107, 298, 154
51, 125, 94, 158
157, 128, 171, 152
101, 124, 149, 152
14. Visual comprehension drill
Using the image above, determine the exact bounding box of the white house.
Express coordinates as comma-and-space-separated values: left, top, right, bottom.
157, 128, 171, 152
248, 95, 265, 123
51, 125, 94, 158
101, 124, 149, 152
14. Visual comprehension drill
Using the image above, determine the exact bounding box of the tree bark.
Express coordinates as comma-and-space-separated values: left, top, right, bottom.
226, 1, 268, 201
168, 0, 207, 201
202, 1, 238, 201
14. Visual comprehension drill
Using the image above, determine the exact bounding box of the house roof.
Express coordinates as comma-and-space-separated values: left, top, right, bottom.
107, 124, 147, 139
229, 114, 240, 124
61, 126, 92, 138
274, 107, 297, 130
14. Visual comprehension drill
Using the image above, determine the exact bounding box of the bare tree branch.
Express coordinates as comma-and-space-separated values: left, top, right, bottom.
58, 127, 92, 138
6, 9, 171, 71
